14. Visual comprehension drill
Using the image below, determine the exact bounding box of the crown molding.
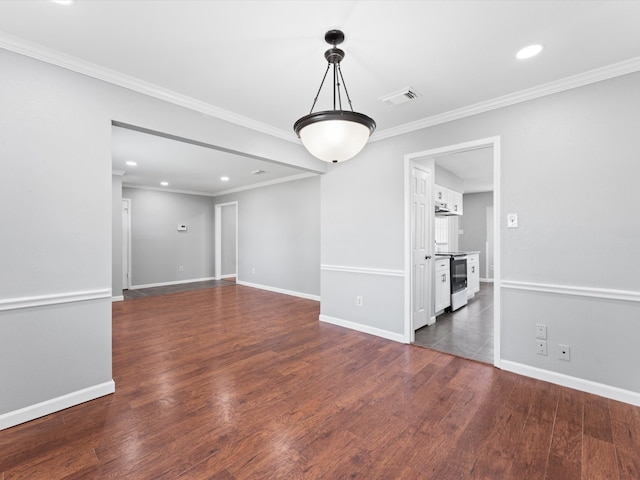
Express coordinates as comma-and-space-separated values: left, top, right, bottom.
372, 55, 640, 141
3, 32, 640, 145
0, 32, 298, 143
211, 172, 317, 196
122, 172, 317, 198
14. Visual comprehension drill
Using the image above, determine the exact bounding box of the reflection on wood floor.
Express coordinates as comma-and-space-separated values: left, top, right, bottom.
123, 278, 236, 299
415, 283, 494, 363
2, 284, 638, 479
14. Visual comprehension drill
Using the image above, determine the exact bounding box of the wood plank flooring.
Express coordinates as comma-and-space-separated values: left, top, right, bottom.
1, 285, 639, 479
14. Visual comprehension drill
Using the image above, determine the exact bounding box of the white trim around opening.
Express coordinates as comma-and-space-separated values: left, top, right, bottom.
403, 136, 501, 368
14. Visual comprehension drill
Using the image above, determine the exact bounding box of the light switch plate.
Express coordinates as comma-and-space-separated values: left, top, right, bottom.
507, 213, 518, 228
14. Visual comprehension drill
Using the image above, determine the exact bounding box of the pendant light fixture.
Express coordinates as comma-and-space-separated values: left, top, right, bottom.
294, 30, 376, 163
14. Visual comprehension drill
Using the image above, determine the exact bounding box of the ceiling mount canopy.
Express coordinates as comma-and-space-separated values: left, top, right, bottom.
294, 29, 376, 164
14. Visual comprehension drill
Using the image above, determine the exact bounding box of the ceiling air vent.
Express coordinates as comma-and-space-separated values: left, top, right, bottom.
251, 169, 266, 175
379, 87, 422, 106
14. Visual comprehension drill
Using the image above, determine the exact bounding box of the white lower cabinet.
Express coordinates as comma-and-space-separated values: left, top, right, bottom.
434, 257, 451, 315
467, 253, 480, 297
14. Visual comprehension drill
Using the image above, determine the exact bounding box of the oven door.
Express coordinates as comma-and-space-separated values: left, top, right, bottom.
450, 256, 468, 293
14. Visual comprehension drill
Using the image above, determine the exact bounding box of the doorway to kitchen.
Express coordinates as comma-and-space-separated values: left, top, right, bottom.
404, 137, 501, 367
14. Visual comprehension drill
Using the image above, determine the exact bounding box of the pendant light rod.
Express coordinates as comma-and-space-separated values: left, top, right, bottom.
308, 63, 331, 115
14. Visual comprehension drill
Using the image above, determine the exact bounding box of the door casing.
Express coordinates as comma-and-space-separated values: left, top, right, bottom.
403, 136, 501, 368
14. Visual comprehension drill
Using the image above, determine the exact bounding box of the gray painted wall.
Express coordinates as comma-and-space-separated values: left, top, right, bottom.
0, 47, 322, 425
3, 39, 640, 425
216, 175, 321, 297
459, 192, 494, 279
122, 187, 214, 287
434, 165, 464, 191
321, 71, 640, 394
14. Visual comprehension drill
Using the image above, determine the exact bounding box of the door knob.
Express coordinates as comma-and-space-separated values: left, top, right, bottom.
425, 255, 431, 260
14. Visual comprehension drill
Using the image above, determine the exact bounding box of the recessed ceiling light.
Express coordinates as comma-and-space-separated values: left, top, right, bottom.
126, 161, 137, 166
220, 176, 230, 182
160, 181, 169, 186
51, 0, 74, 5
516, 44, 544, 60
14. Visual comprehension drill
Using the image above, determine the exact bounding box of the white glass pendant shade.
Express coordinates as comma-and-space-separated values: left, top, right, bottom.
295, 111, 375, 163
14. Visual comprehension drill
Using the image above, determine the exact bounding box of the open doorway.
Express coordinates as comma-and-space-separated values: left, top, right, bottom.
405, 137, 501, 367
215, 202, 238, 281
111, 122, 318, 298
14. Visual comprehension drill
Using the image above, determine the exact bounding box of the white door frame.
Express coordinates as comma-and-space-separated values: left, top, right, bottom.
214, 201, 238, 281
122, 198, 132, 290
404, 136, 501, 368
410, 164, 433, 330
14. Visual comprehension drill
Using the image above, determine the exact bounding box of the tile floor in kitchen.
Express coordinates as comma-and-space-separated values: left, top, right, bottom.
414, 282, 494, 364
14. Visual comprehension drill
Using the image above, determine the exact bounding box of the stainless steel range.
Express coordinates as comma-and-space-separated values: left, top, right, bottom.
436, 252, 468, 311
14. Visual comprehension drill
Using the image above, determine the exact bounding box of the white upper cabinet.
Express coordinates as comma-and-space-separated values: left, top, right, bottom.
434, 184, 449, 210
435, 184, 463, 216
449, 189, 463, 215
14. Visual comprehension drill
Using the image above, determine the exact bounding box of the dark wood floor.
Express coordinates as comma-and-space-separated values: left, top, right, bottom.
415, 283, 494, 363
1, 285, 639, 479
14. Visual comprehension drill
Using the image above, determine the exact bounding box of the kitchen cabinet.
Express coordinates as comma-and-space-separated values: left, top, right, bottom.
434, 257, 451, 314
449, 189, 463, 215
466, 253, 480, 297
434, 184, 463, 215
434, 184, 450, 210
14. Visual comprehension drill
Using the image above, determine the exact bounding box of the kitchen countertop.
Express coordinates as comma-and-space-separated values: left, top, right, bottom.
435, 251, 480, 256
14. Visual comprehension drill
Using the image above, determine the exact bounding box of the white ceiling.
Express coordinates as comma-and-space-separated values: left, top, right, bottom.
1, 0, 640, 194
111, 125, 315, 196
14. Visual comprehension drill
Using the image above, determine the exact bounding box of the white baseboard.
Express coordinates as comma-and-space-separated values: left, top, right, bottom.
129, 277, 216, 290
219, 274, 236, 280
501, 360, 640, 407
319, 314, 407, 343
0, 380, 116, 431
112, 295, 124, 302
236, 280, 320, 302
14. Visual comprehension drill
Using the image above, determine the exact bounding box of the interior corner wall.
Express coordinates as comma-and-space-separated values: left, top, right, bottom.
112, 174, 124, 297
459, 192, 493, 279
434, 165, 464, 191
321, 71, 640, 399
123, 188, 214, 287
0, 46, 319, 429
215, 175, 321, 299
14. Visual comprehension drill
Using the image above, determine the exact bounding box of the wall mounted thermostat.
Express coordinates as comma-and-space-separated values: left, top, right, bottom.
177, 224, 188, 231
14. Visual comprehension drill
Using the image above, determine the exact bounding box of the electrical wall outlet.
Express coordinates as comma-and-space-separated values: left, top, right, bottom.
535, 324, 547, 340
179, 266, 184, 272
559, 344, 571, 361
356, 296, 363, 306
537, 340, 547, 356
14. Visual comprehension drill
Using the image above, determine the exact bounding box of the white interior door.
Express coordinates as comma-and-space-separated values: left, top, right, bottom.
411, 165, 433, 330
121, 198, 131, 289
